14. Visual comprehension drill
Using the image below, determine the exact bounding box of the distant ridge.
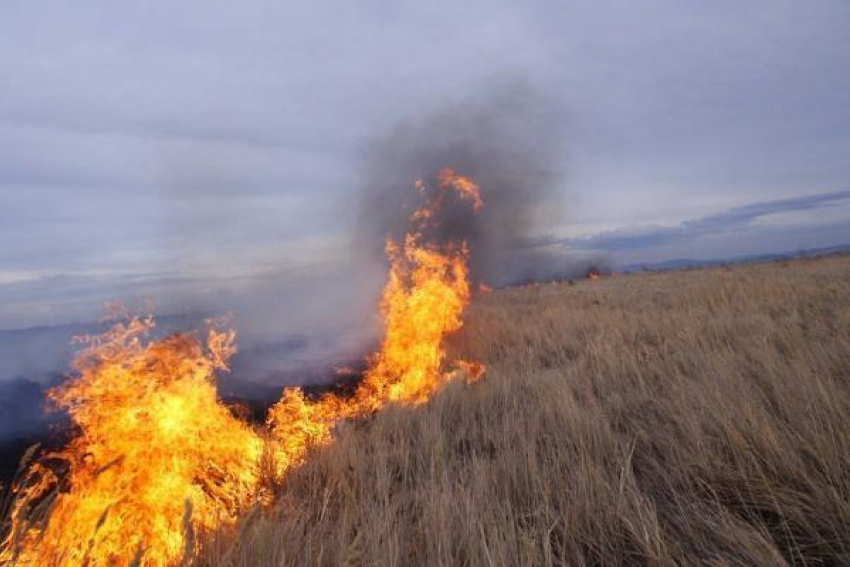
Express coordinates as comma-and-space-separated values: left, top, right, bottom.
619, 244, 850, 273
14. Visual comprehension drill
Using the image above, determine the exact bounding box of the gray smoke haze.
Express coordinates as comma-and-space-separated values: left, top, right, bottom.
356, 81, 584, 287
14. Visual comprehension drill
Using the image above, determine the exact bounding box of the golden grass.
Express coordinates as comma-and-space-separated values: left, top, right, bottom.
198, 255, 850, 566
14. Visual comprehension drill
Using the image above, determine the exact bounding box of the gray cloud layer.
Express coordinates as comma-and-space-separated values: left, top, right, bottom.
545, 190, 850, 252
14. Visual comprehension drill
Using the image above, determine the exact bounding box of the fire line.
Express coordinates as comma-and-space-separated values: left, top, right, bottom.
1, 169, 485, 567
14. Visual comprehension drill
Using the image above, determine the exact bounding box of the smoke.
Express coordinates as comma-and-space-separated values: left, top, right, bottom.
0, 82, 585, 407
355, 80, 576, 286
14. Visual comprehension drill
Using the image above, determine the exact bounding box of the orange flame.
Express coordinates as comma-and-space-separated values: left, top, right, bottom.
0, 317, 263, 565
1, 170, 485, 566
266, 168, 484, 474
411, 167, 482, 223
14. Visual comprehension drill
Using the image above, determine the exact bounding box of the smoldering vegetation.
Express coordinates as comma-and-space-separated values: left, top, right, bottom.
200, 254, 850, 566
355, 82, 584, 287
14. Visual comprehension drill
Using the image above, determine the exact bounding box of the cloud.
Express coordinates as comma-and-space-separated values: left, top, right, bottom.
536, 190, 850, 252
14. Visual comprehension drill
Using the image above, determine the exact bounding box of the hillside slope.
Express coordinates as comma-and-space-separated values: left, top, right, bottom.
201, 255, 850, 566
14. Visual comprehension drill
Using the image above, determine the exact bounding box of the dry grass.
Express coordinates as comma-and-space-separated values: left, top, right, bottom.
202, 256, 848, 565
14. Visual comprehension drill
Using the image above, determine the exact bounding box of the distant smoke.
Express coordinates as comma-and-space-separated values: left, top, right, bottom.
355, 80, 579, 286
503, 249, 613, 284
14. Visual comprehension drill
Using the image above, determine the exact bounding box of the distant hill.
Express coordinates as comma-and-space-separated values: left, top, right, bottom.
619, 243, 850, 272
0, 376, 63, 441
0, 376, 70, 484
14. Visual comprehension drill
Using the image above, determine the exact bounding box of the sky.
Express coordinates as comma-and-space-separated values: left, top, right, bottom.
2, 0, 850, 333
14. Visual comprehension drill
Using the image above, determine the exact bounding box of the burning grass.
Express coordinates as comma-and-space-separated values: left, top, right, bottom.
0, 317, 264, 566
0, 169, 486, 566
199, 255, 850, 566
3, 177, 849, 565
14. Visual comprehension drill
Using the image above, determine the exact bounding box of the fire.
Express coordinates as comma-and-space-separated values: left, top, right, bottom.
1, 169, 484, 566
266, 168, 485, 475
0, 316, 263, 566
412, 167, 483, 223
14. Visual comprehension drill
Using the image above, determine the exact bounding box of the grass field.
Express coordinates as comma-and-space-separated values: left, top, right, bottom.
197, 255, 850, 566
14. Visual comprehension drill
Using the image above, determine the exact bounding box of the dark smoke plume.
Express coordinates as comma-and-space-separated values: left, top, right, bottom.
356, 81, 576, 287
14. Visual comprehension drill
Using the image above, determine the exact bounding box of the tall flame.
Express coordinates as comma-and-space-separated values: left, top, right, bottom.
267, 168, 485, 474
1, 169, 484, 566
